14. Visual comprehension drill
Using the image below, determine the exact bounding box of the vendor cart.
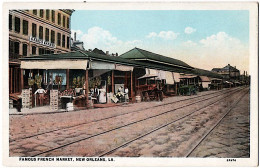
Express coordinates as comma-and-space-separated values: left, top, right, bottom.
136, 74, 164, 101
179, 85, 197, 96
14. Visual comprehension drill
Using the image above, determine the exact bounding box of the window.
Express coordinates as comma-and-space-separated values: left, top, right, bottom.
45, 28, 49, 41
40, 9, 44, 18
52, 10, 55, 23
62, 35, 65, 47
32, 46, 36, 55
14, 17, 20, 33
22, 44, 27, 56
66, 36, 70, 49
39, 48, 44, 55
57, 33, 61, 46
46, 10, 50, 20
33, 10, 37, 15
67, 17, 70, 28
46, 50, 51, 54
58, 13, 61, 25
32, 23, 37, 37
22, 20, 28, 35
14, 42, 19, 54
9, 41, 14, 55
9, 14, 12, 30
51, 50, 54, 54
39, 26, 43, 39
51, 30, 55, 43
63, 16, 65, 27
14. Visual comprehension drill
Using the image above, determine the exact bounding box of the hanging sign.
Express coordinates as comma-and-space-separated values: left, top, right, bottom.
29, 36, 56, 48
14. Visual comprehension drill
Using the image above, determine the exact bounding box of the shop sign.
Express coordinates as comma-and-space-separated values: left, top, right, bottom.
29, 36, 56, 48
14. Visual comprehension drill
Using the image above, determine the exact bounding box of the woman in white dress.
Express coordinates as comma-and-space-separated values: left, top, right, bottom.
98, 86, 107, 104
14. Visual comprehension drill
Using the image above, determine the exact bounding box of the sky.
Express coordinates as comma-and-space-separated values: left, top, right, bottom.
71, 10, 249, 73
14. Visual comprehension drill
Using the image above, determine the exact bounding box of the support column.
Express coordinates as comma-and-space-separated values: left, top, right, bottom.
111, 70, 114, 94
66, 69, 69, 90
21, 68, 24, 90
130, 71, 133, 101
175, 83, 178, 95
85, 69, 89, 108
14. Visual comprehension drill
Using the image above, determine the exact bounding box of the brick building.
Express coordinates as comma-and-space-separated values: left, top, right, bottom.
9, 9, 74, 94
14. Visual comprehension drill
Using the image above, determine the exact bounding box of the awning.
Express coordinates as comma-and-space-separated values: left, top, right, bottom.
173, 72, 181, 83
180, 75, 197, 79
146, 69, 166, 80
21, 60, 88, 70
90, 61, 115, 70
165, 71, 174, 84
115, 64, 133, 71
202, 81, 211, 89
199, 76, 210, 82
138, 74, 158, 80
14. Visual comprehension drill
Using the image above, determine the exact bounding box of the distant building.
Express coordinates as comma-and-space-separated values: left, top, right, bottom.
9, 9, 74, 94
71, 32, 85, 51
212, 64, 240, 81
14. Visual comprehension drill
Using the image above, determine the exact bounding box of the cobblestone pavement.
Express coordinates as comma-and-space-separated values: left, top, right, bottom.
9, 89, 222, 141
188, 91, 250, 158
106, 88, 249, 157
9, 87, 249, 157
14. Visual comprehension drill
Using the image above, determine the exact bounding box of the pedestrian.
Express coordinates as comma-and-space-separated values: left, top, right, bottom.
34, 87, 47, 106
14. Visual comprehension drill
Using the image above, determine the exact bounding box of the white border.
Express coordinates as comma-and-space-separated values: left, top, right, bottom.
2, 2, 258, 167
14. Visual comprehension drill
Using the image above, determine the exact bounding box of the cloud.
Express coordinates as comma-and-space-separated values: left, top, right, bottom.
184, 27, 196, 34
177, 32, 248, 72
182, 40, 197, 47
77, 26, 143, 54
146, 31, 179, 40
71, 29, 83, 40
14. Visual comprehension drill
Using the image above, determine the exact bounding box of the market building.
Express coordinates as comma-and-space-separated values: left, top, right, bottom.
9, 9, 74, 96
16, 47, 225, 112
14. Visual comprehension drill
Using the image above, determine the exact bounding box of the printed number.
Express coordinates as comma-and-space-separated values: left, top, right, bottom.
227, 159, 236, 162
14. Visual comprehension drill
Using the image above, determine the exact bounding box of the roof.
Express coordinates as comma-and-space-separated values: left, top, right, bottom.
120, 48, 193, 70
212, 64, 240, 72
20, 51, 194, 73
92, 48, 106, 55
192, 68, 223, 79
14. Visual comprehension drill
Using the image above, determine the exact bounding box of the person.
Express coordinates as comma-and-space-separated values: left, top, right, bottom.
124, 87, 129, 102
94, 85, 99, 104
34, 87, 47, 106
98, 85, 106, 104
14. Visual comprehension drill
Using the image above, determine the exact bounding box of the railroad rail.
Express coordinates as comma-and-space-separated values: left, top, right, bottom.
27, 87, 246, 157
185, 89, 249, 157
10, 87, 243, 143
98, 87, 248, 157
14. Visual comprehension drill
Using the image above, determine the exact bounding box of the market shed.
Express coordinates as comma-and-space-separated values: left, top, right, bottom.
20, 50, 140, 109
120, 47, 194, 95
192, 68, 223, 90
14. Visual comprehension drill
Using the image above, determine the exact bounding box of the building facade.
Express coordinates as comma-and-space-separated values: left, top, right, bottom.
9, 9, 74, 94
212, 64, 240, 81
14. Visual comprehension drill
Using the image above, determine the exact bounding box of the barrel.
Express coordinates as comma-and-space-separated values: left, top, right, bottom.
136, 96, 141, 103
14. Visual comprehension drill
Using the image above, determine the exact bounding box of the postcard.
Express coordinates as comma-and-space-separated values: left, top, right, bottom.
2, 1, 258, 167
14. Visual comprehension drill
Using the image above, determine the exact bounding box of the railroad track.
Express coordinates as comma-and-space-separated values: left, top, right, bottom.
185, 89, 249, 157
10, 87, 243, 143
25, 87, 246, 157
98, 87, 248, 157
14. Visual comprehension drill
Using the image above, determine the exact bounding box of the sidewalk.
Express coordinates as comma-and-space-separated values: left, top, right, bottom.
9, 102, 128, 115
9, 106, 67, 115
